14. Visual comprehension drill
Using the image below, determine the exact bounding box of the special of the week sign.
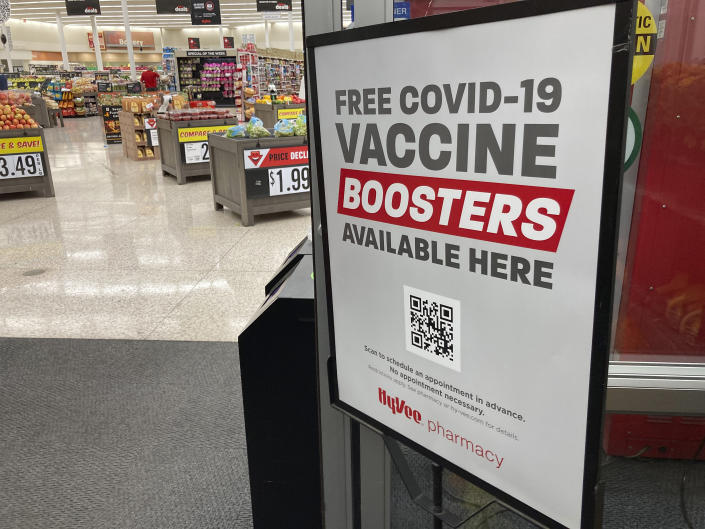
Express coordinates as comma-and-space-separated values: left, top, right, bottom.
177, 125, 232, 143
308, 1, 633, 528
65, 0, 101, 16
0, 136, 43, 154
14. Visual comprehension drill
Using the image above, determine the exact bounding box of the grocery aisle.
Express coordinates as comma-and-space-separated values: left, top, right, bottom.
0, 117, 311, 341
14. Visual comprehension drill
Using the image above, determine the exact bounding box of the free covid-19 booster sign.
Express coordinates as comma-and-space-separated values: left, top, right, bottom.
307, 2, 633, 528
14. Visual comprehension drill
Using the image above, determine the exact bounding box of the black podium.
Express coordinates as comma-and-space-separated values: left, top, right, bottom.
238, 243, 322, 529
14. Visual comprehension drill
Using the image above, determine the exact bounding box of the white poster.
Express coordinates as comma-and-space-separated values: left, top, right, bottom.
312, 4, 626, 528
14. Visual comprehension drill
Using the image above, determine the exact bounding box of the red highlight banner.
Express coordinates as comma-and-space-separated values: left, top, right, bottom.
336, 168, 574, 252
244, 146, 309, 169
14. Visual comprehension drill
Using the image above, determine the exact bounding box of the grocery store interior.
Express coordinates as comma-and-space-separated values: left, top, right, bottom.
0, 0, 704, 529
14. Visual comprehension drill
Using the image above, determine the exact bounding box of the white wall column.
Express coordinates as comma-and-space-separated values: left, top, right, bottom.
120, 0, 136, 80
0, 24, 12, 72
55, 12, 70, 70
288, 12, 294, 51
219, 25, 224, 47
90, 16, 103, 71
264, 20, 270, 49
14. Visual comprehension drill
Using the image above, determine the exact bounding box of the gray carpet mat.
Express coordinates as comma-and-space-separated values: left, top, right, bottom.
1, 338, 703, 529
0, 338, 252, 529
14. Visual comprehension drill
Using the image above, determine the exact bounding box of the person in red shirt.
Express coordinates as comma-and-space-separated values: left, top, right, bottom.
140, 66, 161, 91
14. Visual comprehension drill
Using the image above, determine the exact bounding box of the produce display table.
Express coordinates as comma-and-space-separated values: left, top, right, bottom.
209, 134, 310, 226
253, 103, 306, 129
157, 117, 238, 185
0, 128, 55, 197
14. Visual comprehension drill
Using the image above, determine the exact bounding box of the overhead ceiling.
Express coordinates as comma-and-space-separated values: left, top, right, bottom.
8, 0, 352, 27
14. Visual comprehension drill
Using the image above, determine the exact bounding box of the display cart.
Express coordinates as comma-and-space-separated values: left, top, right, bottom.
0, 128, 55, 197
208, 134, 310, 226
157, 116, 238, 185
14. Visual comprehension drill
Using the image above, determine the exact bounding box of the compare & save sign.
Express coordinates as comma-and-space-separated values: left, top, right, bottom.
309, 2, 632, 528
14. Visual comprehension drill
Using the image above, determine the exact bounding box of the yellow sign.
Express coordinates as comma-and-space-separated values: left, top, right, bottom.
178, 125, 232, 143
0, 136, 43, 154
632, 2, 657, 84
277, 108, 305, 120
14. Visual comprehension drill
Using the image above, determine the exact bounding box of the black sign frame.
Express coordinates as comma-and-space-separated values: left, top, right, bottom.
155, 0, 191, 14
190, 0, 222, 25
305, 1, 635, 528
65, 0, 101, 16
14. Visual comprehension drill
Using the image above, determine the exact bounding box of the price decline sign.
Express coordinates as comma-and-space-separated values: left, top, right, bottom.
0, 136, 45, 179
307, 1, 634, 528
243, 145, 310, 197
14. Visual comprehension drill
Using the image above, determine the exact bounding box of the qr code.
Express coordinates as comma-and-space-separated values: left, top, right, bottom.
404, 286, 461, 372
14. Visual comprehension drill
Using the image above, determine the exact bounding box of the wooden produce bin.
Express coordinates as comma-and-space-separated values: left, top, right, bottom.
0, 128, 55, 197
157, 117, 238, 185
119, 111, 160, 161
209, 134, 310, 226
253, 103, 306, 129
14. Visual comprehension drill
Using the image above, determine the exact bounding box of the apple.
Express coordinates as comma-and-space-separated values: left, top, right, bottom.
2, 125, 7, 130
31, 124, 38, 128
9, 125, 16, 129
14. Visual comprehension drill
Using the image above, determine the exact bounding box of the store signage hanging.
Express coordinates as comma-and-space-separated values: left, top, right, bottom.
0, 137, 45, 179
188, 37, 201, 49
190, 0, 221, 25
223, 36, 235, 49
256, 0, 292, 12
155, 0, 190, 14
393, 1, 410, 20
65, 0, 101, 16
307, 1, 633, 528
243, 146, 310, 197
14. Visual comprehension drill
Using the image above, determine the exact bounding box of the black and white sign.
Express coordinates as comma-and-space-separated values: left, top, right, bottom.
147, 129, 159, 147
307, 1, 634, 528
256, 0, 292, 11
155, 0, 190, 14
185, 49, 229, 57
65, 0, 101, 16
191, 0, 221, 25
0, 154, 44, 179
244, 145, 310, 198
184, 141, 209, 164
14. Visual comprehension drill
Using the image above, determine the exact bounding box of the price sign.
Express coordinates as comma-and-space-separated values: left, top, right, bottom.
184, 141, 209, 164
268, 166, 310, 196
0, 153, 44, 179
243, 145, 309, 198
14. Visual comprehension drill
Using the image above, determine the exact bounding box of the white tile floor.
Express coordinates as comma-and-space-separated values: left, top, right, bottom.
0, 117, 312, 341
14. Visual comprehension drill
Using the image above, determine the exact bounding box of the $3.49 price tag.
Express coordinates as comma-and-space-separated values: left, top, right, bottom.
0, 153, 44, 179
184, 141, 210, 164
268, 165, 310, 196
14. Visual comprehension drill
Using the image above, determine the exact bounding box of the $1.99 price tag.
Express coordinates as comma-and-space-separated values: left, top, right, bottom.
0, 153, 44, 179
268, 166, 310, 196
